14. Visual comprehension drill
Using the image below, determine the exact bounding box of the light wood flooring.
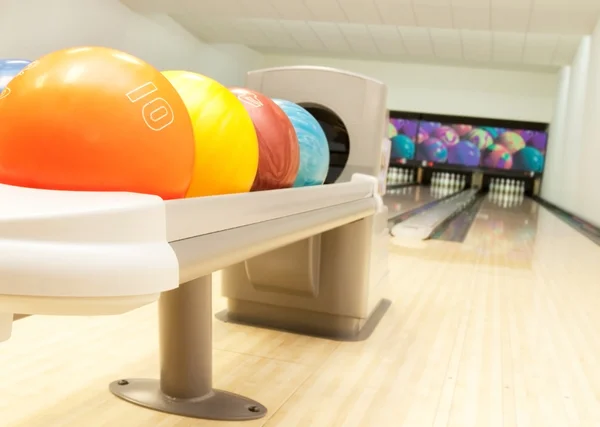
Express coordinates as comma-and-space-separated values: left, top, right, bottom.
2, 196, 600, 426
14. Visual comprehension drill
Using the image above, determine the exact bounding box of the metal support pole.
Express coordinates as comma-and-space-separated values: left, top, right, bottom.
110, 275, 267, 421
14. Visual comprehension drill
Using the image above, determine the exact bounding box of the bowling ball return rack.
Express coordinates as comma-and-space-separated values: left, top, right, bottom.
0, 173, 387, 421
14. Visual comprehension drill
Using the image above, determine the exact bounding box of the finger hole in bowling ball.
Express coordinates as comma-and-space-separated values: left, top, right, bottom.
299, 103, 349, 185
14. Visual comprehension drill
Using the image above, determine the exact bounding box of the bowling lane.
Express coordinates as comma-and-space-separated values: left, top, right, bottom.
460, 195, 600, 425
384, 185, 439, 219
390, 195, 600, 426
461, 192, 600, 274
461, 193, 539, 257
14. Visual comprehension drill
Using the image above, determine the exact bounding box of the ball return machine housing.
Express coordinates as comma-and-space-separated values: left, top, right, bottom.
0, 66, 390, 422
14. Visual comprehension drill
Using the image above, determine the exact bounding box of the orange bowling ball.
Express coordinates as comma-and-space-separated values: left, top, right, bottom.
0, 46, 195, 199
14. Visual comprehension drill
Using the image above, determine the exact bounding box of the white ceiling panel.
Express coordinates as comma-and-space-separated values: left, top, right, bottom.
452, 7, 491, 31
175, 19, 232, 43
280, 21, 327, 50
398, 27, 435, 57
413, 0, 452, 6
373, 0, 418, 26
122, 0, 592, 69
533, 0, 600, 8
338, 0, 383, 24
491, 0, 532, 8
368, 25, 407, 56
303, 0, 348, 22
451, 0, 490, 6
491, 8, 532, 32
269, 0, 314, 20
256, 20, 301, 49
339, 24, 379, 54
413, 5, 454, 28
237, 0, 280, 19
308, 22, 352, 52
529, 7, 599, 34
231, 20, 274, 46
182, 0, 244, 17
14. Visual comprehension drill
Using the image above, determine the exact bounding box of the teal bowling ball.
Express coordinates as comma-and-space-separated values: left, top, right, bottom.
391, 134, 415, 159
513, 146, 544, 172
272, 99, 330, 187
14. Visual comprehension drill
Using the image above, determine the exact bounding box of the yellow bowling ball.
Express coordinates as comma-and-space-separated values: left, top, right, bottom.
162, 70, 258, 197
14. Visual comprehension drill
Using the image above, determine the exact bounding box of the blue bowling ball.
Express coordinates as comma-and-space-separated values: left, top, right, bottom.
272, 99, 329, 187
0, 59, 32, 92
448, 140, 480, 167
417, 137, 448, 163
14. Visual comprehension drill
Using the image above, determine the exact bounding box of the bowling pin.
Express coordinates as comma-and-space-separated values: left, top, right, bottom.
506, 192, 514, 207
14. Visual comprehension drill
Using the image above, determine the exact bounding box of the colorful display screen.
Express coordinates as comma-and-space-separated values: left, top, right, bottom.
388, 116, 547, 173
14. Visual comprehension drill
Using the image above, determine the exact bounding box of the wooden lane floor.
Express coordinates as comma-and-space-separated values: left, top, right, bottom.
2, 196, 600, 426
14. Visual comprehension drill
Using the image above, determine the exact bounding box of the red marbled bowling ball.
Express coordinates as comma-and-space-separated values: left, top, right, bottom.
229, 87, 300, 191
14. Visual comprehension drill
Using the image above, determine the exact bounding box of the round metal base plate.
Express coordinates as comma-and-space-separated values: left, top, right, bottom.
109, 378, 267, 421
